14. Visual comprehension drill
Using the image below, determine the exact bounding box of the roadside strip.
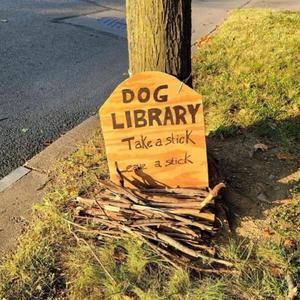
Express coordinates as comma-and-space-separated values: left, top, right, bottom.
0, 115, 99, 254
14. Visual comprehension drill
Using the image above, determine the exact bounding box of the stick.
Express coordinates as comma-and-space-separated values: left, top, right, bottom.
83, 199, 214, 231
286, 273, 298, 300
161, 208, 215, 221
183, 242, 215, 255
147, 200, 214, 208
133, 232, 180, 269
69, 180, 226, 272
159, 224, 199, 238
85, 199, 213, 225
188, 265, 238, 275
99, 180, 146, 205
75, 228, 124, 238
198, 183, 225, 211
134, 190, 206, 202
139, 188, 208, 197
77, 197, 215, 223
152, 231, 233, 267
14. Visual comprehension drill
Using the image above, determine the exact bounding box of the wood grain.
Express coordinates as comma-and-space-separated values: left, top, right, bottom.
100, 71, 208, 188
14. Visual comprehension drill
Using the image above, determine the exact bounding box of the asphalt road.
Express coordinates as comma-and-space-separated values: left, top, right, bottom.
0, 0, 128, 178
1, 0, 298, 179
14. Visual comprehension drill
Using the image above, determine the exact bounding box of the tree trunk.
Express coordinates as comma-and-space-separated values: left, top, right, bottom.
126, 0, 192, 83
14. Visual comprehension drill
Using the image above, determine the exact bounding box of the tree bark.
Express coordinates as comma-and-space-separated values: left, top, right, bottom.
126, 0, 192, 82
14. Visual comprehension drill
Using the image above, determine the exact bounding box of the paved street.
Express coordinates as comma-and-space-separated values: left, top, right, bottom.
0, 0, 128, 178
0, 0, 299, 179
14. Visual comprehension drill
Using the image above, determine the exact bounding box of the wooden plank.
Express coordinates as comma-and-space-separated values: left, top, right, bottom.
100, 71, 208, 188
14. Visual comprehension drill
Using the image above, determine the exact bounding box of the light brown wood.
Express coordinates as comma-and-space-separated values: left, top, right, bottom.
100, 71, 209, 188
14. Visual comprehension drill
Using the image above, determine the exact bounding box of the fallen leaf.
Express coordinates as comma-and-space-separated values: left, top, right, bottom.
268, 265, 283, 276
263, 228, 274, 237
276, 152, 291, 161
283, 238, 297, 252
254, 143, 268, 152
196, 34, 212, 48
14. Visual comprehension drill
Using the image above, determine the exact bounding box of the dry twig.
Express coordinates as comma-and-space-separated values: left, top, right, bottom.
69, 180, 232, 272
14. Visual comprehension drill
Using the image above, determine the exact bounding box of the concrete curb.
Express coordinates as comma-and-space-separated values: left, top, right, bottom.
0, 114, 99, 193
0, 114, 100, 254
0, 167, 31, 193
25, 114, 100, 173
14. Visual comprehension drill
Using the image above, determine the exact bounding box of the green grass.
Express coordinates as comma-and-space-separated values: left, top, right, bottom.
193, 9, 300, 149
1, 9, 300, 300
0, 191, 70, 299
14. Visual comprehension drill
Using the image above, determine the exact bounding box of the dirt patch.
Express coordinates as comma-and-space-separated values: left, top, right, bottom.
207, 133, 299, 241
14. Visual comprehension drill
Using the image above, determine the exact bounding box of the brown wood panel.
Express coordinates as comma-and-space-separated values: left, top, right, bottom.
100, 71, 208, 188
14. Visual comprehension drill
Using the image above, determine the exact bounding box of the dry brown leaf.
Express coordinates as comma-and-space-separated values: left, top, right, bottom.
283, 238, 297, 252
268, 265, 284, 277
276, 152, 292, 161
254, 143, 268, 152
263, 227, 274, 237
196, 35, 212, 48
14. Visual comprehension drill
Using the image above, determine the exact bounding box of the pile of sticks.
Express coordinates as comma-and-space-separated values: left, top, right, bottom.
70, 180, 234, 272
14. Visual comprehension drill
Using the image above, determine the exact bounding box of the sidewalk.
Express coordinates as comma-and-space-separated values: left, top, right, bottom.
62, 0, 251, 45
84, 0, 300, 46
247, 0, 300, 10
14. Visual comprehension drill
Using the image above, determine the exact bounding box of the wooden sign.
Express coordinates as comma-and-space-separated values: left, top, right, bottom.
99, 71, 208, 188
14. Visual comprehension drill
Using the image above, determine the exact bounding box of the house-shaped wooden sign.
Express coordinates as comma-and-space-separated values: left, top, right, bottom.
99, 71, 208, 189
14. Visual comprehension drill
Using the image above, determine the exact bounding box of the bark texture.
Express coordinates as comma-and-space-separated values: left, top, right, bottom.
126, 0, 192, 82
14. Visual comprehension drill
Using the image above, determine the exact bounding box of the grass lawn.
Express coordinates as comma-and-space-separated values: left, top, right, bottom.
194, 9, 300, 148
1, 9, 299, 300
